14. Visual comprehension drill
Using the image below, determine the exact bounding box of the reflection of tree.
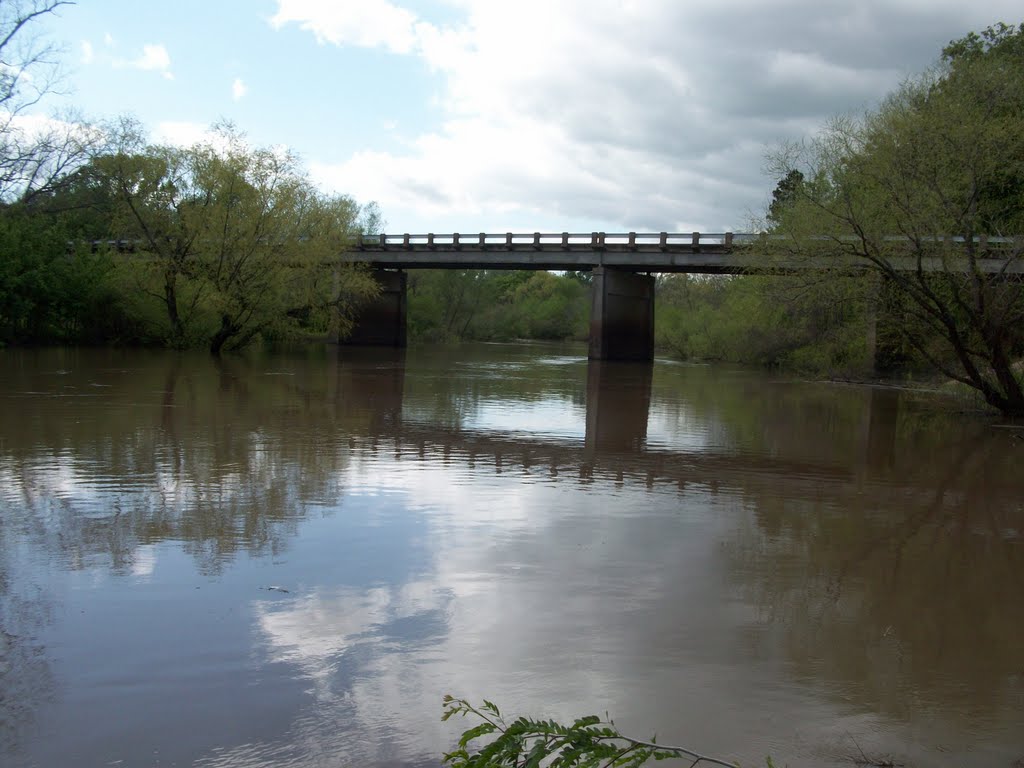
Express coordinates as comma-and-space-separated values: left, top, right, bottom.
725, 413, 1024, 724
0, 503, 54, 757
0, 348, 397, 574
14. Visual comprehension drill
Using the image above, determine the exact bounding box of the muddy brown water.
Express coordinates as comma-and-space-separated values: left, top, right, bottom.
0, 344, 1021, 768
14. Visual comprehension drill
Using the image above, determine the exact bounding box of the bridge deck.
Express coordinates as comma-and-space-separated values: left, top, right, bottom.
350, 232, 1023, 274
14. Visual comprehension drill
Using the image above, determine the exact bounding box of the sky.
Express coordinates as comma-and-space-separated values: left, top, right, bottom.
29, 0, 1023, 234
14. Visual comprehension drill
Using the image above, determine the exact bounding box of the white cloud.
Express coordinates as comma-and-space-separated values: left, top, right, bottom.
270, 0, 421, 54
232, 77, 247, 102
274, 0, 1024, 231
153, 120, 212, 147
117, 43, 173, 80
80, 40, 94, 65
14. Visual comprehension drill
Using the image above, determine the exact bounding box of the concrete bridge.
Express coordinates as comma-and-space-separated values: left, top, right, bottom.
341, 231, 1022, 361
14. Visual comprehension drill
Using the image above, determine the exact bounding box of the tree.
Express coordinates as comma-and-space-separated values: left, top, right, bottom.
766, 169, 803, 227
768, 23, 1024, 415
95, 122, 379, 353
0, 1, 98, 202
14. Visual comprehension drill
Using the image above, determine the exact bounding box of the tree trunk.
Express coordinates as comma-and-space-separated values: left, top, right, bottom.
209, 314, 236, 356
164, 271, 185, 347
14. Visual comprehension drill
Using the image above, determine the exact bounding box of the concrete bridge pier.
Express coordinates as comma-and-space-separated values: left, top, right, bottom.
588, 267, 655, 361
341, 268, 407, 347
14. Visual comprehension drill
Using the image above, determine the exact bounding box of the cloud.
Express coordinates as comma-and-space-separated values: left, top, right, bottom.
274, 0, 1024, 231
153, 120, 213, 147
232, 77, 247, 102
80, 41, 94, 65
116, 43, 173, 80
270, 0, 421, 54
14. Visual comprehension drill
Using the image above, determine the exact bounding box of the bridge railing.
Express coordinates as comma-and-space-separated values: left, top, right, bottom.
359, 232, 750, 250
358, 232, 1022, 250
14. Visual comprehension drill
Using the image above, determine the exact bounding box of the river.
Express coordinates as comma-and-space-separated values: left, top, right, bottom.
0, 344, 1021, 768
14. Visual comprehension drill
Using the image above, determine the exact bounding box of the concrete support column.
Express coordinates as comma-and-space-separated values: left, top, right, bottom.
342, 268, 407, 347
588, 267, 655, 360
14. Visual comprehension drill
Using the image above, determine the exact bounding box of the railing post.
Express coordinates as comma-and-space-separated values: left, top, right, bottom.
479, 232, 486, 247
724, 232, 733, 248
533, 232, 541, 250
379, 233, 387, 246
403, 233, 410, 249
453, 232, 461, 249
505, 232, 513, 248
659, 232, 668, 251
691, 231, 700, 251
427, 233, 435, 249
628, 232, 636, 249
562, 232, 569, 249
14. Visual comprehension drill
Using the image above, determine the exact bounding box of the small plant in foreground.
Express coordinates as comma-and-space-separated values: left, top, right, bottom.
442, 695, 751, 768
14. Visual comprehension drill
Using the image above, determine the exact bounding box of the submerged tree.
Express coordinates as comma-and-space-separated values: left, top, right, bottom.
769, 23, 1024, 415
95, 122, 379, 353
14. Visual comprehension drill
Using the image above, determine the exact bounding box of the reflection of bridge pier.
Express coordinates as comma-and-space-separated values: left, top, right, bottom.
328, 346, 406, 430
585, 359, 653, 454
859, 387, 899, 476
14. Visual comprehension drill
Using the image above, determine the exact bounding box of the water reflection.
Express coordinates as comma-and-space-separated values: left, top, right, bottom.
0, 346, 1021, 768
585, 360, 652, 453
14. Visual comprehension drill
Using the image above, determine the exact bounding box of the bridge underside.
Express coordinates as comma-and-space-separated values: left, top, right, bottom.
341, 266, 656, 361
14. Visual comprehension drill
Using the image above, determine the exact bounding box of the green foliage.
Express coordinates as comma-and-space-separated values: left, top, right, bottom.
0, 118, 382, 351
766, 170, 804, 227
86, 121, 380, 354
442, 696, 745, 768
655, 274, 873, 377
0, 206, 129, 344
408, 269, 589, 343
766, 22, 1024, 413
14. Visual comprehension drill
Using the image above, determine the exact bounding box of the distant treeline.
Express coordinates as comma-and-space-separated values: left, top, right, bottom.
407, 269, 591, 343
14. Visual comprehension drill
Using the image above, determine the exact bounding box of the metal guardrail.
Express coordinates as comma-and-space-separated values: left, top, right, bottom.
359, 232, 739, 249
356, 232, 1021, 249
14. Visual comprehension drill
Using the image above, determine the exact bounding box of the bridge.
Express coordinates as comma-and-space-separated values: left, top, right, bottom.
339, 231, 1022, 361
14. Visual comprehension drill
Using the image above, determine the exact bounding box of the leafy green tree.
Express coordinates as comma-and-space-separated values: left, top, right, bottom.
655, 273, 871, 376
766, 169, 804, 227
769, 23, 1024, 414
0, 205, 123, 344
95, 122, 379, 353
